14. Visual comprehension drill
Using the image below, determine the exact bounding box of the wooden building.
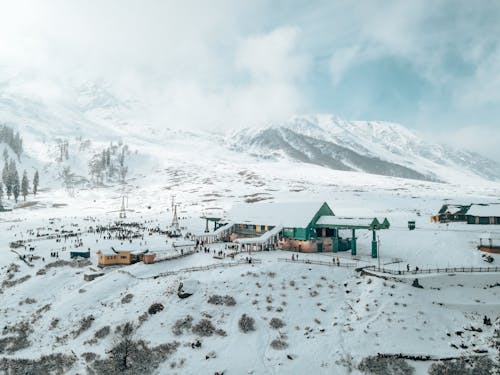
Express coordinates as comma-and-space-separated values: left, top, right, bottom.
466, 204, 500, 225
97, 249, 139, 267
478, 233, 500, 254
215, 201, 390, 257
430, 204, 470, 223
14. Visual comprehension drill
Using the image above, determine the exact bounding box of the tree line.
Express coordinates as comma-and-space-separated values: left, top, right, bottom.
0, 125, 23, 160
0, 151, 39, 207
88, 142, 129, 185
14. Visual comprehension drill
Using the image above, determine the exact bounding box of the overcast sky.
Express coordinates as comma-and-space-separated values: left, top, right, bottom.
0, 0, 499, 155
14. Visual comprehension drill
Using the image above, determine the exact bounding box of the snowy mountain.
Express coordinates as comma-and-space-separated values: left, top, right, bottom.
230, 115, 500, 183
1, 77, 500, 203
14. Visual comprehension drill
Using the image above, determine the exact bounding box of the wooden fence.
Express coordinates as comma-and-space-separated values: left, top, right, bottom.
120, 258, 262, 280
278, 258, 358, 268
363, 265, 500, 276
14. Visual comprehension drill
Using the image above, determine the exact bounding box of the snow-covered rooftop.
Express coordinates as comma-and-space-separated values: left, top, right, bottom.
316, 216, 376, 227
235, 225, 283, 244
227, 201, 329, 228
467, 204, 500, 217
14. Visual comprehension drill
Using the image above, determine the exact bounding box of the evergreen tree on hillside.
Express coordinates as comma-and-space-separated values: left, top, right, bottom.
2, 159, 8, 186
0, 182, 3, 208
6, 177, 12, 199
63, 140, 69, 160
3, 148, 8, 163
6, 159, 16, 199
13, 131, 22, 159
12, 168, 19, 203
33, 170, 39, 196
21, 170, 29, 201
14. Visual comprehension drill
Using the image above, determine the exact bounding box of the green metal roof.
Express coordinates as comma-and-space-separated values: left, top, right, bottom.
438, 204, 471, 215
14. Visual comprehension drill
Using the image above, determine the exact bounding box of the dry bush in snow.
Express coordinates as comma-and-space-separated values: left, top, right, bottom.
0, 321, 32, 354
358, 356, 415, 375
270, 339, 288, 350
148, 303, 164, 315
73, 315, 95, 338
121, 293, 134, 304
94, 326, 111, 339
238, 314, 255, 333
207, 295, 236, 306
269, 318, 286, 330
0, 353, 77, 374
172, 315, 193, 336
428, 356, 496, 375
192, 319, 216, 337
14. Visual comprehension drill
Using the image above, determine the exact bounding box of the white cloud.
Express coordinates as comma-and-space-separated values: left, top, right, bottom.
329, 46, 361, 85
236, 27, 308, 83
0, 1, 310, 130
433, 125, 500, 160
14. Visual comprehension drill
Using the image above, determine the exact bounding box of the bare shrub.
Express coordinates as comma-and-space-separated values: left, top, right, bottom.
137, 312, 149, 325
0, 321, 32, 354
192, 319, 216, 337
148, 303, 164, 315
91, 322, 179, 374
0, 353, 76, 374
207, 295, 236, 306
269, 318, 286, 330
49, 318, 60, 330
358, 356, 415, 375
238, 314, 255, 333
73, 315, 95, 338
215, 329, 227, 337
31, 303, 51, 323
121, 293, 134, 304
172, 315, 193, 336
82, 352, 98, 362
2, 275, 31, 288
270, 339, 288, 350
19, 298, 36, 305
94, 326, 111, 339
428, 356, 495, 375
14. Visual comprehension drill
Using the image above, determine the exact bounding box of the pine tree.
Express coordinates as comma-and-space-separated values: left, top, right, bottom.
12, 168, 19, 203
0, 182, 3, 208
21, 170, 29, 201
33, 170, 39, 196
3, 148, 8, 162
2, 159, 8, 186
101, 150, 107, 168
6, 159, 15, 199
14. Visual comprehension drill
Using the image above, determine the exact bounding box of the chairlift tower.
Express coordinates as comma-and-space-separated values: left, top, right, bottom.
119, 196, 127, 219
171, 203, 180, 231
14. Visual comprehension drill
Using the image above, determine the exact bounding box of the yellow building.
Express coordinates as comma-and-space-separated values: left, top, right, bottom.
97, 249, 133, 267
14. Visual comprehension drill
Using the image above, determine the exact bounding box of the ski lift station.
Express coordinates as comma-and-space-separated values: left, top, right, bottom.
200, 201, 390, 258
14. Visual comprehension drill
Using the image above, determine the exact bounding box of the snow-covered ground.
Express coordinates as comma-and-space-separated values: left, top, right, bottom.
1, 177, 499, 374
0, 82, 499, 373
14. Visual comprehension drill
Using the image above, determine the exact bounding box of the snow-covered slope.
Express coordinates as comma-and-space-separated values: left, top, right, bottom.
1, 76, 500, 206
231, 115, 500, 183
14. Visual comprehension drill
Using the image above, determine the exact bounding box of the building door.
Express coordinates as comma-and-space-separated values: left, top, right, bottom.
317, 243, 323, 252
